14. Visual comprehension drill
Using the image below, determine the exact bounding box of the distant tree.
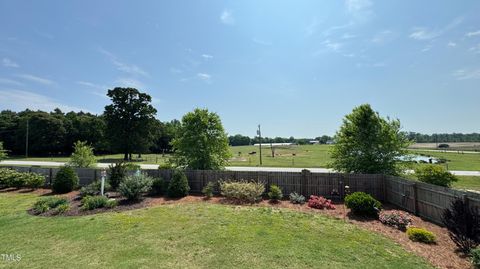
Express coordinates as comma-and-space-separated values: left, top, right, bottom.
69, 141, 96, 168
316, 135, 333, 144
172, 108, 231, 170
0, 141, 7, 160
329, 104, 411, 175
228, 134, 251, 146
104, 88, 157, 160
151, 119, 180, 153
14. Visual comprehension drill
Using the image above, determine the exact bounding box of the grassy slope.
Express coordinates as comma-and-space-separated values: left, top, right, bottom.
0, 193, 432, 269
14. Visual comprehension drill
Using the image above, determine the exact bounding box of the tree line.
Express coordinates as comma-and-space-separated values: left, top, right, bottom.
405, 132, 480, 143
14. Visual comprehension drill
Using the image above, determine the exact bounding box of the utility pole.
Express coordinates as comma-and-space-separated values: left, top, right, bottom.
25, 119, 29, 158
257, 124, 262, 166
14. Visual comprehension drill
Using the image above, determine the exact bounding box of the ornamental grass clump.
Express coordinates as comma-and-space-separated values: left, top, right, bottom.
220, 180, 265, 203
289, 192, 306, 204
32, 196, 69, 214
379, 210, 412, 230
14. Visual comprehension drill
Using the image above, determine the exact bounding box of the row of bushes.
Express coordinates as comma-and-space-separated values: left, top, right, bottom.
0, 168, 45, 189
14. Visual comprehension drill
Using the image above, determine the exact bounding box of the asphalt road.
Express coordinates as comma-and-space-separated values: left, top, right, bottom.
1, 160, 480, 176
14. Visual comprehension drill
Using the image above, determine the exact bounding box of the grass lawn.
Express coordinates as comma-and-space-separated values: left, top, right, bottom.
452, 176, 480, 191
0, 193, 433, 269
409, 149, 480, 171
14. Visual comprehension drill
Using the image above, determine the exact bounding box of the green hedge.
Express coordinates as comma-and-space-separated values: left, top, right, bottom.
0, 168, 45, 189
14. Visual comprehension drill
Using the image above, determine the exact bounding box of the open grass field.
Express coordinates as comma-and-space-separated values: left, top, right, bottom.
410, 142, 480, 152
409, 149, 480, 171
452, 176, 480, 191
0, 192, 433, 269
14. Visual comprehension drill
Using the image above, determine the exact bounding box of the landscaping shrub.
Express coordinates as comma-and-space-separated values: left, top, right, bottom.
414, 164, 458, 187
52, 166, 79, 193
379, 210, 412, 230
443, 198, 480, 253
406, 227, 436, 244
150, 177, 166, 195
289, 192, 306, 204
24, 172, 45, 189
118, 173, 153, 201
108, 162, 128, 190
219, 180, 265, 203
79, 180, 111, 198
307, 195, 336, 210
69, 141, 96, 168
345, 192, 381, 217
32, 196, 69, 214
268, 184, 283, 202
55, 203, 70, 214
202, 182, 215, 199
82, 195, 117, 210
167, 170, 190, 198
471, 247, 480, 269
0, 168, 45, 189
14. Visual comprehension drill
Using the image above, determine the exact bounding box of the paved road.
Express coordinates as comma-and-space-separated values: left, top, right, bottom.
2, 160, 480, 176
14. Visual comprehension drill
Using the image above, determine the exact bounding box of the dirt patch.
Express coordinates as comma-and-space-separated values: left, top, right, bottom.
21, 189, 471, 269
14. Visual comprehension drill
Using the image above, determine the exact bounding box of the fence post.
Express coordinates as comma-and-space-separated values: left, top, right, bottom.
412, 182, 418, 215
301, 169, 310, 196
382, 175, 387, 202
49, 168, 53, 186
266, 172, 271, 193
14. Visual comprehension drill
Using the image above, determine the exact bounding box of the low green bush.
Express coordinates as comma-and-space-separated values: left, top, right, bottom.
471, 247, 480, 269
108, 162, 127, 190
150, 177, 166, 195
55, 203, 70, 214
32, 196, 69, 214
118, 173, 153, 201
414, 164, 458, 187
52, 166, 79, 193
81, 195, 117, 210
289, 192, 306, 204
167, 170, 190, 198
406, 227, 436, 244
202, 182, 215, 199
220, 180, 265, 203
345, 192, 382, 217
0, 168, 45, 189
79, 180, 111, 198
268, 184, 283, 202
24, 172, 45, 189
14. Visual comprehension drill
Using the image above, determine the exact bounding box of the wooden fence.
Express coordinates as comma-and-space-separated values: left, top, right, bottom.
3, 166, 479, 225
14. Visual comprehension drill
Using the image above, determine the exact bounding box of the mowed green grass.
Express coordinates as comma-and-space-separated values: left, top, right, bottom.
229, 145, 332, 167
409, 149, 480, 171
0, 192, 433, 269
453, 176, 480, 191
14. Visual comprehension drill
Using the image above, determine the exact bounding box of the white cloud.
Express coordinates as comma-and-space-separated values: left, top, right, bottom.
76, 81, 106, 90
452, 69, 480, 80
0, 77, 23, 86
322, 39, 343, 51
468, 44, 480, 54
466, 30, 480, 37
421, 45, 432, 52
345, 0, 373, 21
305, 18, 319, 36
341, 33, 356, 39
197, 73, 211, 83
16, 74, 54, 85
252, 38, 272, 46
201, 54, 213, 60
447, 41, 457, 47
409, 17, 463, 41
2, 58, 19, 68
371, 30, 395, 44
220, 10, 235, 25
115, 78, 145, 89
99, 48, 149, 77
0, 89, 88, 112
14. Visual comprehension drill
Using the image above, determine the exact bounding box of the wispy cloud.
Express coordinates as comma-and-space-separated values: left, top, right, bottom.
356, 62, 386, 68
220, 9, 235, 25
447, 41, 457, 47
76, 81, 109, 98
322, 22, 355, 37
197, 73, 212, 83
371, 30, 395, 44
115, 78, 145, 89
201, 54, 213, 60
468, 44, 480, 54
452, 69, 480, 80
322, 39, 343, 51
170, 67, 183, 74
99, 48, 149, 77
2, 58, 19, 68
466, 30, 480, 37
16, 74, 54, 85
421, 45, 432, 52
409, 17, 463, 41
0, 77, 23, 86
0, 89, 88, 112
252, 38, 272, 46
345, 0, 373, 21
305, 17, 319, 36
341, 33, 356, 39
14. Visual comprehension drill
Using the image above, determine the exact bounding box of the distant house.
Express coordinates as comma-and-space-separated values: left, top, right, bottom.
309, 140, 320, 145
325, 140, 335, 145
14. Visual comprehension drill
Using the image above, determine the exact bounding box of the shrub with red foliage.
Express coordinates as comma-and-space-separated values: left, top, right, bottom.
307, 195, 336, 210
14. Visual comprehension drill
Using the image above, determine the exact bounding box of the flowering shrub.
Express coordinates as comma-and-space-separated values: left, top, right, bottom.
379, 210, 412, 230
307, 195, 336, 210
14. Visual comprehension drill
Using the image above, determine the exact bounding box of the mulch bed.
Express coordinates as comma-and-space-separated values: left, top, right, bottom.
3, 188, 471, 269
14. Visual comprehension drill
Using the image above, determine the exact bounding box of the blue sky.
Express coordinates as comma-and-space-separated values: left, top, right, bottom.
1, 0, 479, 137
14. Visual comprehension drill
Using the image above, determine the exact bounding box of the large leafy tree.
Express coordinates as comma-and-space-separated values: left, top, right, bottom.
104, 87, 157, 160
329, 104, 411, 175
172, 108, 231, 170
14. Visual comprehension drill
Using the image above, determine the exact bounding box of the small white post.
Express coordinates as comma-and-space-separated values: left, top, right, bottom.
100, 169, 107, 196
